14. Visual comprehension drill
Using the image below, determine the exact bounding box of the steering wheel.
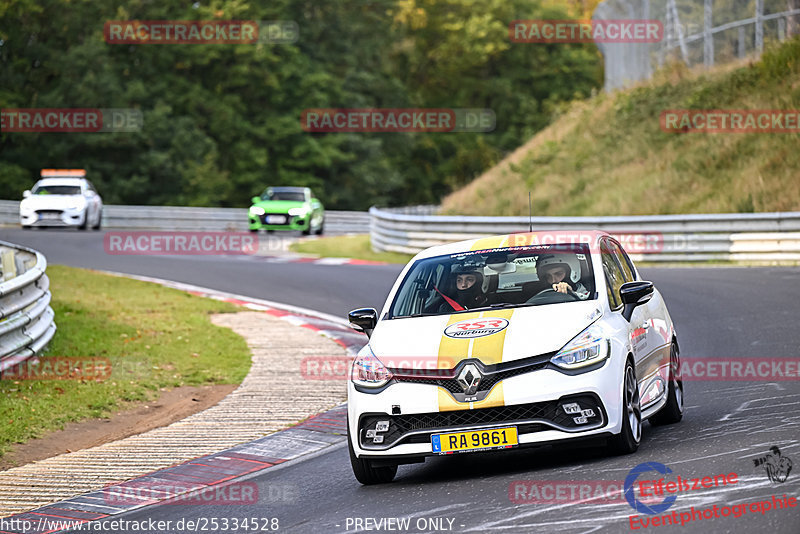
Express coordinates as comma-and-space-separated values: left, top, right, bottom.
527, 287, 580, 304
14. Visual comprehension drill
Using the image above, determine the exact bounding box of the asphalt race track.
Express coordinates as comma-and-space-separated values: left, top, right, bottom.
2, 228, 799, 534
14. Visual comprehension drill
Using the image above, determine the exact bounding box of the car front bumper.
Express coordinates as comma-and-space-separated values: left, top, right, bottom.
348, 357, 625, 460
248, 213, 310, 231
20, 209, 86, 227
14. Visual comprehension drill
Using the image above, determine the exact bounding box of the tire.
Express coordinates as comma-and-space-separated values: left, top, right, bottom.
249, 228, 258, 233
315, 218, 325, 235
92, 210, 102, 230
609, 359, 642, 455
22, 225, 31, 230
649, 344, 684, 426
348, 423, 397, 485
78, 215, 87, 230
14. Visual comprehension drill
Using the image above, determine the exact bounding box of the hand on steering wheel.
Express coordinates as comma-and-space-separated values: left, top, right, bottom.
531, 286, 580, 302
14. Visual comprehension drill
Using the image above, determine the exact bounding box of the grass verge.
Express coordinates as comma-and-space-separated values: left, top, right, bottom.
289, 235, 414, 264
0, 265, 250, 457
441, 38, 800, 216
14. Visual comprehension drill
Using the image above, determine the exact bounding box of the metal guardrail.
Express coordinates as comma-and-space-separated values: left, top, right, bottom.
0, 241, 56, 372
369, 206, 800, 262
0, 200, 369, 234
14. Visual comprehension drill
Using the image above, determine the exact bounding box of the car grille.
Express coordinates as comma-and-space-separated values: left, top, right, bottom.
391, 353, 554, 398
359, 394, 605, 449
395, 363, 548, 395
259, 213, 292, 225
36, 210, 63, 215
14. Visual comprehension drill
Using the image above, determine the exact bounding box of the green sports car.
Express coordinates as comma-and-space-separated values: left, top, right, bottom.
248, 186, 325, 235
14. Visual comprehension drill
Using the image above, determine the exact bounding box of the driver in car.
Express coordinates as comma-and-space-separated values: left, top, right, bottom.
535, 254, 590, 300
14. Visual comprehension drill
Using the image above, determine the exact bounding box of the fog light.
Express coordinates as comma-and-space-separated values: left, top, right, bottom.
562, 403, 581, 414
581, 408, 595, 417
573, 416, 588, 425
375, 421, 390, 432
373, 435, 384, 444
366, 429, 376, 438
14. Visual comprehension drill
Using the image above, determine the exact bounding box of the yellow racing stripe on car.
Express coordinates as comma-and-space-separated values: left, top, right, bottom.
438, 383, 505, 412
438, 312, 480, 370
470, 235, 510, 251
436, 310, 514, 410
471, 309, 514, 366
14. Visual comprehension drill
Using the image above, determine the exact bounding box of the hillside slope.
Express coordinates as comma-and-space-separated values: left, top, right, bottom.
441, 39, 800, 216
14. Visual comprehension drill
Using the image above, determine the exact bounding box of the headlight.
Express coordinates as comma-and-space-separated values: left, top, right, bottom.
351, 347, 393, 388
249, 206, 265, 216
288, 207, 307, 216
550, 324, 610, 370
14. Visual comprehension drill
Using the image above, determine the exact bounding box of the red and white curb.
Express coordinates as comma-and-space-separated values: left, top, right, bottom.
0, 274, 363, 533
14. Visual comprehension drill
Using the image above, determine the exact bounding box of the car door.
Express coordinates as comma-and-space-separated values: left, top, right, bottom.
605, 238, 669, 409
599, 239, 652, 389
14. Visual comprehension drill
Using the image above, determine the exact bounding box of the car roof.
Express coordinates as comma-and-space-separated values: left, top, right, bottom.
412, 230, 613, 260
267, 186, 308, 192
34, 178, 86, 186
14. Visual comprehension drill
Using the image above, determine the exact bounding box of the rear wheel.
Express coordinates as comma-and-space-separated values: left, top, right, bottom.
649, 344, 683, 426
609, 360, 641, 455
348, 423, 397, 484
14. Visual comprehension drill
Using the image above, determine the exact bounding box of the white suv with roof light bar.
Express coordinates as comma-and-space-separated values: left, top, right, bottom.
19, 169, 103, 230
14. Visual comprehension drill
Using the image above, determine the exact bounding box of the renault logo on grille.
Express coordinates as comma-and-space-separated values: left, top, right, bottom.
457, 364, 482, 396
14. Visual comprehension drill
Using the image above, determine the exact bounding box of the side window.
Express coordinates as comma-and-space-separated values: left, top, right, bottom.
607, 239, 635, 282
600, 241, 624, 309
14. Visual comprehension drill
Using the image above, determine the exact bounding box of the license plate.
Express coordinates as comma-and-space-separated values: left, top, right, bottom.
266, 215, 287, 224
39, 213, 61, 220
431, 427, 518, 454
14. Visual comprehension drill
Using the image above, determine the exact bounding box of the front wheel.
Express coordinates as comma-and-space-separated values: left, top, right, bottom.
315, 218, 324, 235
608, 360, 642, 455
348, 425, 397, 484
92, 210, 102, 230
649, 344, 683, 426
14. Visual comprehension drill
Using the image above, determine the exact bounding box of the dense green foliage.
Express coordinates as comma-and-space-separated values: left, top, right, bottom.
0, 0, 601, 209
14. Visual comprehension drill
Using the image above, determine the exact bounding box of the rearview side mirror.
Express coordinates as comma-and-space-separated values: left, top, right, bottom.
22, 190, 31, 198
348, 308, 377, 338
620, 281, 654, 322
251, 196, 261, 204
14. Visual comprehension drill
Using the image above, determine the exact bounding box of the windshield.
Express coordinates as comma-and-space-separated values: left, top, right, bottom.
262, 190, 305, 202
32, 185, 81, 195
389, 244, 596, 319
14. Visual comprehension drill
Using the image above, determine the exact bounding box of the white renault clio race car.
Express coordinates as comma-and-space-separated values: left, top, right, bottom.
346, 231, 683, 484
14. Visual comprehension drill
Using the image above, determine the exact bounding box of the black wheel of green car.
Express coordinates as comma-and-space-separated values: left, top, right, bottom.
348, 424, 397, 484
249, 228, 258, 233
649, 343, 684, 426
609, 359, 642, 455
315, 218, 324, 235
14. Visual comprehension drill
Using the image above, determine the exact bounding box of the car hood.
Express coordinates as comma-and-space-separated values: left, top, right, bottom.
21, 195, 84, 209
370, 301, 602, 367
252, 200, 307, 212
